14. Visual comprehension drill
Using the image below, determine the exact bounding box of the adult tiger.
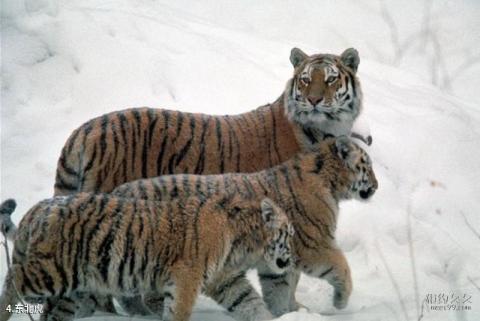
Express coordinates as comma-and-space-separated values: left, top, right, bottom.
53, 48, 366, 315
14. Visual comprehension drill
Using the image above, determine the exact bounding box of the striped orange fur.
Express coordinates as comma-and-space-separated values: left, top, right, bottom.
113, 137, 378, 314
54, 48, 364, 196
0, 195, 293, 321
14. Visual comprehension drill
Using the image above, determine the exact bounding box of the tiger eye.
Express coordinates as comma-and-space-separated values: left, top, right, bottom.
300, 77, 311, 86
326, 75, 337, 84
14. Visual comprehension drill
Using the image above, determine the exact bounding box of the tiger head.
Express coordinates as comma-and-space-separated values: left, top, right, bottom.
260, 198, 295, 274
285, 47, 362, 137
333, 136, 378, 201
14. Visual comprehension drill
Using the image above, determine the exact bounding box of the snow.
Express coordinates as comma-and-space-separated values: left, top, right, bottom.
1, 1, 480, 321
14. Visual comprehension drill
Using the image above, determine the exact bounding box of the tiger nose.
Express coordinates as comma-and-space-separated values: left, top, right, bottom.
307, 95, 322, 106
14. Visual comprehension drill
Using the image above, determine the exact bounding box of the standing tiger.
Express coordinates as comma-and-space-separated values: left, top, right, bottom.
53, 47, 366, 315
0, 195, 294, 321
112, 136, 378, 317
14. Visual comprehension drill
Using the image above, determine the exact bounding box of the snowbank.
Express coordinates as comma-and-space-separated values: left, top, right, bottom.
1, 1, 479, 320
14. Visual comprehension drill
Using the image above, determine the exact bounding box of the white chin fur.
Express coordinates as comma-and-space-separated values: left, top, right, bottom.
267, 263, 288, 275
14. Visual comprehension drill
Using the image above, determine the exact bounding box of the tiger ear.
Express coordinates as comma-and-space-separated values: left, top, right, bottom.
287, 223, 295, 236
340, 48, 360, 73
290, 48, 308, 67
261, 198, 285, 229
335, 136, 353, 161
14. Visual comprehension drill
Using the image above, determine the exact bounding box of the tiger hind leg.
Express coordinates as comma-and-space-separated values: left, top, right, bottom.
72, 293, 115, 318
71, 292, 99, 318
40, 297, 76, 321
205, 271, 273, 321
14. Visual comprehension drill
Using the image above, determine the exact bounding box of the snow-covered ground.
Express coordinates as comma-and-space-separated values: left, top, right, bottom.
1, 1, 480, 321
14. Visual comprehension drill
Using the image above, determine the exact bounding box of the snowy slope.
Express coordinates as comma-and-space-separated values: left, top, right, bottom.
1, 1, 480, 321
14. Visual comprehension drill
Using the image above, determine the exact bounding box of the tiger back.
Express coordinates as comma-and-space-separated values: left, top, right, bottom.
113, 137, 378, 313
54, 48, 365, 196
0, 195, 294, 321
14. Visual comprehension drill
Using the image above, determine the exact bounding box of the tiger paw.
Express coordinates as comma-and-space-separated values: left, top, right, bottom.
289, 300, 309, 312
252, 309, 274, 321
333, 290, 349, 309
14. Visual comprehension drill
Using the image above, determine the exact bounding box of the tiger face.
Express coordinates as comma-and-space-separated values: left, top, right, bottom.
335, 136, 378, 201
286, 47, 362, 137
260, 198, 295, 274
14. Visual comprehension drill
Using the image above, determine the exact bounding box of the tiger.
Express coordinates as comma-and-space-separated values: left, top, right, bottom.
52, 47, 367, 315
54, 47, 366, 196
112, 136, 378, 317
0, 195, 294, 321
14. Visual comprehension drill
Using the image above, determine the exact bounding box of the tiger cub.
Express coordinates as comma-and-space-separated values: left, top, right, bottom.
0, 195, 294, 321
113, 136, 378, 316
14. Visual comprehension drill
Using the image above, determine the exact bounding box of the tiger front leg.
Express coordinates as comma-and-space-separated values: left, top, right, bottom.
301, 247, 352, 309
204, 270, 273, 321
143, 292, 165, 316
257, 261, 300, 317
116, 295, 152, 316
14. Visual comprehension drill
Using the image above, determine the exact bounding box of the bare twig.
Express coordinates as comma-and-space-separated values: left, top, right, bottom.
419, 0, 433, 54
2, 231, 35, 321
376, 241, 409, 321
407, 204, 421, 320
380, 1, 402, 65
467, 276, 480, 293
418, 298, 427, 321
430, 32, 452, 90
449, 53, 480, 84
460, 211, 480, 240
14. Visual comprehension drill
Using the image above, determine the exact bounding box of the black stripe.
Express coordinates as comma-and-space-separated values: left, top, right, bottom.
181, 174, 191, 197
319, 267, 334, 278
66, 127, 81, 154
259, 111, 272, 167
258, 273, 287, 280
83, 144, 97, 175
98, 114, 109, 165
142, 129, 149, 178
59, 156, 78, 177
22, 266, 41, 296
225, 116, 241, 171
241, 175, 256, 199
54, 175, 78, 192
130, 110, 139, 176
118, 112, 129, 182
157, 133, 169, 175
140, 208, 152, 279
39, 266, 55, 295
194, 116, 210, 174
212, 272, 246, 300
174, 115, 196, 167
117, 217, 132, 290
110, 114, 121, 186
147, 108, 157, 147
73, 195, 99, 289
271, 109, 281, 162
227, 288, 252, 312
170, 176, 178, 198
215, 118, 225, 173
139, 179, 148, 198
